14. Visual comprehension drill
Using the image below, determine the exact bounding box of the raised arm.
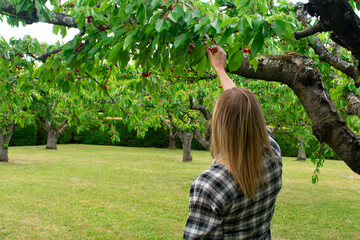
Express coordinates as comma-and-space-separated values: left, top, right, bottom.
207, 46, 236, 90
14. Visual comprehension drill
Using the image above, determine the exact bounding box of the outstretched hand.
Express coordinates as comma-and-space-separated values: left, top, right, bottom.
207, 46, 236, 90
207, 46, 227, 72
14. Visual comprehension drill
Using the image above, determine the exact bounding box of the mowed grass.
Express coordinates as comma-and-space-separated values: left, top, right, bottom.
0, 145, 359, 240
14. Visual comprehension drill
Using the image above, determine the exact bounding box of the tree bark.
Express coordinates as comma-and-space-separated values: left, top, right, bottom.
297, 136, 307, 161
309, 0, 360, 61
168, 129, 177, 149
345, 92, 360, 118
178, 130, 193, 162
40, 118, 69, 150
0, 2, 78, 28
232, 53, 360, 174
0, 145, 9, 162
46, 130, 59, 150
0, 121, 16, 162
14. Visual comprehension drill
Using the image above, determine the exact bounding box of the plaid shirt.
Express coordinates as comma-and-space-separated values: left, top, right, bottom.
184, 131, 282, 240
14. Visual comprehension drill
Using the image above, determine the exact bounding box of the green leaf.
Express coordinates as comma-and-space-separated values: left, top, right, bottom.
15, 1, 27, 14
251, 30, 264, 56
108, 42, 123, 62
77, 12, 85, 30
271, 20, 287, 36
244, 15, 253, 29
228, 50, 243, 72
219, 28, 234, 47
250, 57, 258, 72
174, 33, 189, 49
196, 55, 208, 76
119, 50, 130, 68
155, 19, 171, 33
88, 41, 103, 57
123, 34, 134, 50
168, 4, 184, 22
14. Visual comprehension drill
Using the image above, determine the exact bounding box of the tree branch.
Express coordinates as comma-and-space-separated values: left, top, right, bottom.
85, 72, 117, 104
1, 2, 78, 28
231, 52, 360, 174
189, 96, 212, 120
345, 92, 360, 118
294, 22, 327, 40
309, 0, 360, 61
310, 35, 359, 86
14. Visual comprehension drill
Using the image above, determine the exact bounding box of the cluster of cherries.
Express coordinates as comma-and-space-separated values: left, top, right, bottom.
142, 71, 152, 77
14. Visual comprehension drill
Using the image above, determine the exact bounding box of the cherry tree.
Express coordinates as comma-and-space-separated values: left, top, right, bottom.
1, 0, 360, 175
0, 37, 33, 161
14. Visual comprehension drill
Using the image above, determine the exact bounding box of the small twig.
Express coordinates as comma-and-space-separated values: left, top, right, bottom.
85, 72, 117, 104
177, 1, 194, 9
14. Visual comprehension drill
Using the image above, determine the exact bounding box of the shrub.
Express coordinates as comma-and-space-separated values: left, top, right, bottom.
9, 123, 37, 146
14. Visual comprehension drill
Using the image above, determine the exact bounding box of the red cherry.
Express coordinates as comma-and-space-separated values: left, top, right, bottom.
70, 2, 74, 8
189, 44, 194, 50
149, 96, 152, 100
197, 19, 200, 23
168, 5, 174, 11
170, 69, 174, 72
208, 47, 216, 54
178, 75, 181, 79
9, 69, 13, 73
218, 85, 223, 89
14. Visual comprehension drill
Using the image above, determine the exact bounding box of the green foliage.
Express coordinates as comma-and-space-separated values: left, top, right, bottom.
9, 123, 36, 146
1, 0, 359, 176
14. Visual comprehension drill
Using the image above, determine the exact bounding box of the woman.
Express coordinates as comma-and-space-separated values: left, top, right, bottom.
183, 46, 282, 239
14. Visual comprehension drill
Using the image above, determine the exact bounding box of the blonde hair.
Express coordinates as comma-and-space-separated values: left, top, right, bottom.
211, 87, 272, 199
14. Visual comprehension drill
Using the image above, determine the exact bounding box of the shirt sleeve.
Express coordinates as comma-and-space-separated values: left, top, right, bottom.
183, 176, 224, 240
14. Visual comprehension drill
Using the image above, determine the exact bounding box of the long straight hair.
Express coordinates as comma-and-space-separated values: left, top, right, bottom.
211, 87, 272, 199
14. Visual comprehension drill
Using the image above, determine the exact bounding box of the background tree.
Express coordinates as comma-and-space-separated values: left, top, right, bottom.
0, 37, 33, 161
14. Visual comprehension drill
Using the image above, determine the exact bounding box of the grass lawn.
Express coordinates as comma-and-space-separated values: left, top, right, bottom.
0, 144, 359, 239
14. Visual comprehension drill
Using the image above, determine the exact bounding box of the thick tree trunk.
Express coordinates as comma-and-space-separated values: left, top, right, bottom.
169, 136, 176, 149
46, 131, 59, 150
0, 121, 15, 162
0, 145, 9, 162
178, 131, 193, 162
297, 137, 307, 161
41, 118, 69, 150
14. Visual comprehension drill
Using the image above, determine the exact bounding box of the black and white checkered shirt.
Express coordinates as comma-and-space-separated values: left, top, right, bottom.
184, 131, 282, 240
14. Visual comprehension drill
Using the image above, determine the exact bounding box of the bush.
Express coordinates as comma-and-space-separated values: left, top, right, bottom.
273, 130, 298, 157
9, 123, 37, 146
34, 117, 47, 145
